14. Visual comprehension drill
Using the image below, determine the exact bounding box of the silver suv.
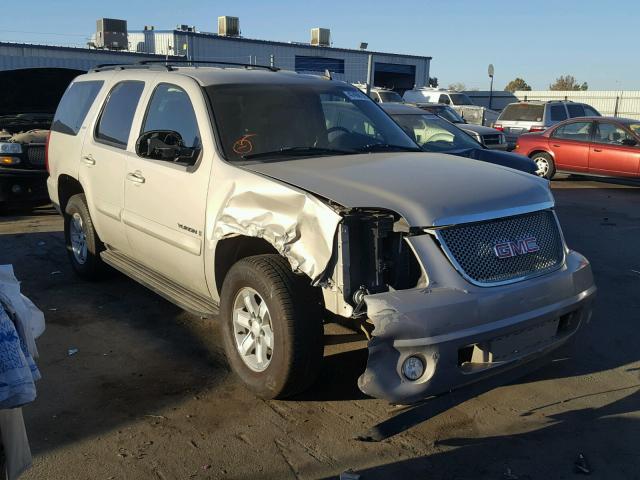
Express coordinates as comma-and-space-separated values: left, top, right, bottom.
47, 62, 595, 404
495, 100, 600, 147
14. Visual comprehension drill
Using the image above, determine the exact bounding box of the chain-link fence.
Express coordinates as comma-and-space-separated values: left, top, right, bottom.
514, 91, 640, 120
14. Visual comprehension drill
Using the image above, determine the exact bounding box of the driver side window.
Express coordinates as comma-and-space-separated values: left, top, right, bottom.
141, 83, 201, 157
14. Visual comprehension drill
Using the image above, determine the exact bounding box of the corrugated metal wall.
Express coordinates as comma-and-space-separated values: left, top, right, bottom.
129, 31, 431, 87
514, 90, 640, 120
0, 42, 173, 72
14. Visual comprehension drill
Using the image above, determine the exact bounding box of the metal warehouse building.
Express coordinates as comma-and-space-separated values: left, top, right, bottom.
127, 22, 431, 91
0, 19, 431, 92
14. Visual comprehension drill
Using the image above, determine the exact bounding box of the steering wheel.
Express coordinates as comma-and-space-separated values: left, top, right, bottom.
426, 133, 454, 143
327, 126, 350, 136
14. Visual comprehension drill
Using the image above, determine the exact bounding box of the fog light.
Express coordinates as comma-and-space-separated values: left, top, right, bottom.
1, 156, 20, 165
402, 356, 425, 381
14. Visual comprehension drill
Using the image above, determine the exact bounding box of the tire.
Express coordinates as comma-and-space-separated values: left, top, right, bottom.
531, 152, 556, 179
64, 193, 105, 280
220, 254, 324, 399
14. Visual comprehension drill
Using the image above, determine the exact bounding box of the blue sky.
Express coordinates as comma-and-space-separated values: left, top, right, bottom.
1, 0, 635, 90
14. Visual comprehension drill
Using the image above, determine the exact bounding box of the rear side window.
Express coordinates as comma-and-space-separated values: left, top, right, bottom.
551, 121, 592, 142
566, 104, 585, 117
549, 104, 568, 122
51, 81, 103, 135
95, 81, 144, 148
438, 94, 450, 104
498, 104, 544, 122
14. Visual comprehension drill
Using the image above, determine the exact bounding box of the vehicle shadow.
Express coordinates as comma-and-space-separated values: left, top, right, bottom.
320, 388, 640, 479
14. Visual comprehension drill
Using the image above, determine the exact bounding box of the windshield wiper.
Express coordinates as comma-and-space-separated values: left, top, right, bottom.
242, 146, 356, 160
357, 143, 422, 153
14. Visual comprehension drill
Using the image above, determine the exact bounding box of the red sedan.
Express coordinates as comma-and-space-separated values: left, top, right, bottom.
515, 117, 640, 179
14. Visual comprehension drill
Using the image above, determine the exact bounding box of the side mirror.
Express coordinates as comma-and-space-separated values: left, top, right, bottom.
135, 130, 198, 163
621, 137, 638, 147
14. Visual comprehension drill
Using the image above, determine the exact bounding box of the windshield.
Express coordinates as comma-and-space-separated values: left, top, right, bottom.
391, 114, 481, 152
499, 103, 545, 122
206, 83, 419, 162
378, 91, 404, 103
449, 93, 475, 106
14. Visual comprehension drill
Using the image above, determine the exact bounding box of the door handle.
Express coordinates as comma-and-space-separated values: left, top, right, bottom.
593, 148, 602, 152
126, 172, 145, 184
81, 154, 96, 165
552, 144, 561, 148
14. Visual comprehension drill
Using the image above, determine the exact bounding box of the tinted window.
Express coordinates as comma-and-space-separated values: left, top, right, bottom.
96, 81, 144, 148
449, 93, 474, 105
594, 122, 635, 145
391, 114, 480, 152
378, 91, 404, 103
51, 81, 103, 135
438, 94, 450, 104
566, 104, 585, 117
549, 105, 568, 122
205, 84, 418, 162
142, 84, 201, 149
498, 103, 544, 122
551, 121, 592, 141
583, 105, 600, 116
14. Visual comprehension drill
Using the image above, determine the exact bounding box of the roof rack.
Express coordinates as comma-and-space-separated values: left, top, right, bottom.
91, 59, 280, 73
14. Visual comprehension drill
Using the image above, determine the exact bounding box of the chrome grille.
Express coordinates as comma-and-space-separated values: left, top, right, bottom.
437, 210, 564, 285
27, 145, 45, 166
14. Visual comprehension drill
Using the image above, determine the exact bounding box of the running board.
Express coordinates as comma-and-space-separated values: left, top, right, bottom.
101, 249, 219, 318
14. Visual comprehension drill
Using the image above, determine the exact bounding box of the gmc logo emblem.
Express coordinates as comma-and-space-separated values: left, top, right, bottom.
493, 237, 540, 259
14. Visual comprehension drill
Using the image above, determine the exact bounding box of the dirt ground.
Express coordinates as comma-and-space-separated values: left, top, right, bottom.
1, 176, 639, 480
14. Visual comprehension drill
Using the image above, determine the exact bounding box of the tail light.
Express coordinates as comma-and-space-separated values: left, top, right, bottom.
529, 126, 546, 132
493, 124, 504, 131
45, 131, 51, 173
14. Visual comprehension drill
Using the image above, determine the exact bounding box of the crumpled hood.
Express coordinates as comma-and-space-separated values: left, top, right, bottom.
242, 152, 553, 227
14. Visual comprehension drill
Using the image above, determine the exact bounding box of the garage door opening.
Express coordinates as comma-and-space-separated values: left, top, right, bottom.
374, 63, 416, 94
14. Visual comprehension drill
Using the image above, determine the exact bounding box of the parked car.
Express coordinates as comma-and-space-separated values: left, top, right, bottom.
516, 116, 640, 179
0, 68, 81, 211
352, 83, 404, 103
381, 103, 535, 174
415, 103, 508, 150
47, 62, 595, 404
495, 101, 601, 148
403, 87, 499, 127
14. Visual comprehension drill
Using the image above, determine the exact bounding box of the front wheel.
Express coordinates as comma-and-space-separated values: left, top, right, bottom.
531, 152, 555, 179
220, 255, 324, 399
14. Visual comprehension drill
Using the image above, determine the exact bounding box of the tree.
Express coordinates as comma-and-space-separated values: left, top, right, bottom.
448, 82, 466, 92
428, 77, 438, 88
549, 75, 588, 91
504, 77, 532, 92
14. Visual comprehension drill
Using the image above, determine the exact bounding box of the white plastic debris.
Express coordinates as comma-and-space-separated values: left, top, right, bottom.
68, 348, 79, 357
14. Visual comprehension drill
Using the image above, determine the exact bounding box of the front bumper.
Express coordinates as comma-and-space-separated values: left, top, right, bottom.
0, 168, 49, 206
358, 246, 595, 404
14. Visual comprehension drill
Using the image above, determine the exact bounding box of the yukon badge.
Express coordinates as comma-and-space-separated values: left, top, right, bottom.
493, 237, 540, 259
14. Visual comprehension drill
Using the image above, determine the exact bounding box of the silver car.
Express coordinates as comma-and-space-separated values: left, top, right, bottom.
495, 101, 601, 147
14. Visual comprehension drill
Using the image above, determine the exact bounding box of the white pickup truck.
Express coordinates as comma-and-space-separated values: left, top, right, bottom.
46, 63, 595, 403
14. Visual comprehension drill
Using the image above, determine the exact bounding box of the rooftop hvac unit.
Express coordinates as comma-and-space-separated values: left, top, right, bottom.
311, 28, 330, 47
96, 18, 128, 50
218, 16, 240, 36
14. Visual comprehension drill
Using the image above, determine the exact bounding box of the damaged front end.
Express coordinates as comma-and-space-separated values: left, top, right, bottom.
322, 208, 596, 404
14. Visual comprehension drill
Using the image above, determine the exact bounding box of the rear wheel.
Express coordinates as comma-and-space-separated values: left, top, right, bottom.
531, 152, 555, 179
64, 193, 105, 279
220, 255, 324, 399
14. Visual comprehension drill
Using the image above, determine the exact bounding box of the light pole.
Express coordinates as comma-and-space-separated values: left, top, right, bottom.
488, 64, 494, 110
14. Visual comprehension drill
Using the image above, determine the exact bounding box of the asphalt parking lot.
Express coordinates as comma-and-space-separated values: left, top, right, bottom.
1, 176, 639, 480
